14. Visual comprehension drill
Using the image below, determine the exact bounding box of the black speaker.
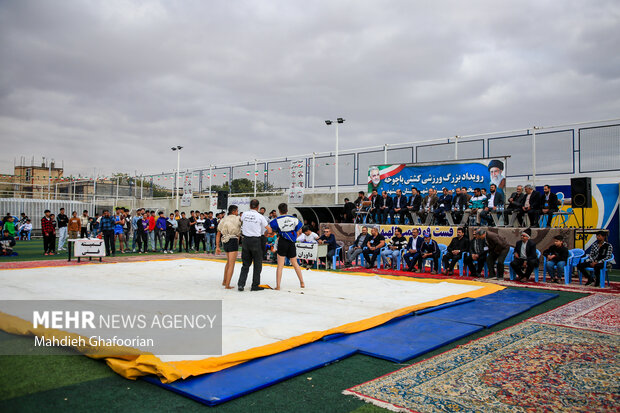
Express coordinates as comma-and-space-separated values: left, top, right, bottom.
217, 191, 228, 210
571, 177, 592, 208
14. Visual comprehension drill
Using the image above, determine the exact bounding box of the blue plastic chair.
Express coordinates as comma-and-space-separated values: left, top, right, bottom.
509, 249, 541, 281
578, 253, 614, 288
564, 248, 584, 284
331, 244, 344, 269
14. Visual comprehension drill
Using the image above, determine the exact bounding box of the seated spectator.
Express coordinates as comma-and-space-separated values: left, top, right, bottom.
433, 188, 453, 225
380, 227, 407, 269
505, 185, 525, 225
363, 227, 385, 268
420, 188, 438, 224
296, 225, 320, 268
418, 231, 440, 274
0, 229, 16, 256
377, 191, 393, 224
451, 187, 469, 225
368, 189, 380, 224
343, 198, 357, 223
543, 235, 569, 283
510, 228, 539, 282
345, 226, 371, 267
19, 212, 29, 228
518, 185, 542, 227
392, 190, 408, 224
403, 228, 423, 271
576, 231, 613, 286
406, 187, 422, 224
318, 227, 338, 268
442, 227, 469, 275
467, 188, 487, 226
541, 185, 559, 227
479, 184, 504, 226
464, 228, 488, 277
19, 219, 32, 240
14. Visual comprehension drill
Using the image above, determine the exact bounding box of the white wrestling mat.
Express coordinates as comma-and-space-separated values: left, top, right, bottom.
0, 258, 499, 380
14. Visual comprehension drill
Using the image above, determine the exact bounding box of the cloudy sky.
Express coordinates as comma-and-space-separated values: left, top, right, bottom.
1, 0, 619, 178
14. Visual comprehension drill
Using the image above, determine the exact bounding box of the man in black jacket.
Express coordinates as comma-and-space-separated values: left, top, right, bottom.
451, 187, 469, 225
343, 198, 357, 223
177, 212, 190, 253
346, 226, 371, 267
377, 191, 393, 224
543, 235, 569, 283
505, 185, 526, 226
442, 227, 469, 275
406, 187, 422, 224
518, 185, 542, 227
541, 185, 560, 227
0, 229, 16, 255
510, 228, 539, 281
391, 189, 408, 225
479, 184, 504, 226
433, 188, 453, 225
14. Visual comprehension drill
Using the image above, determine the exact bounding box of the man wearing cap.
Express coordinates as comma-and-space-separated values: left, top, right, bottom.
510, 228, 539, 282
576, 231, 613, 286
418, 230, 440, 274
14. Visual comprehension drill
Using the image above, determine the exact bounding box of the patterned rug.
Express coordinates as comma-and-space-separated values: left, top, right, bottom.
530, 294, 620, 335
344, 322, 620, 412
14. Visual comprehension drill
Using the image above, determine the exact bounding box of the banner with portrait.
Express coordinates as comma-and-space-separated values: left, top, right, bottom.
368, 158, 508, 197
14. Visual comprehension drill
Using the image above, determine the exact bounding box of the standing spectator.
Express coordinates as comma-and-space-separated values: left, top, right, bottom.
238, 199, 269, 291
419, 232, 440, 274
442, 227, 469, 275
576, 231, 613, 286
164, 213, 178, 253
135, 212, 148, 253
177, 212, 190, 253
122, 209, 131, 250
215, 205, 242, 289
131, 209, 142, 252
194, 212, 206, 252
114, 208, 126, 253
80, 210, 89, 238
0, 229, 16, 255
100, 210, 116, 256
541, 185, 559, 227
318, 227, 339, 268
147, 210, 156, 252
18, 212, 29, 228
205, 211, 217, 254
403, 228, 424, 272
155, 211, 167, 252
345, 226, 371, 267
56, 208, 69, 251
510, 228, 539, 282
363, 227, 385, 269
68, 211, 81, 240
41, 209, 56, 255
49, 214, 57, 254
89, 213, 100, 237
380, 227, 407, 269
188, 211, 197, 251
483, 229, 511, 279
543, 235, 569, 283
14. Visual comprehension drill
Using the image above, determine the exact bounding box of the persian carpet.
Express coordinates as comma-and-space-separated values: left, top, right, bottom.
530, 294, 620, 335
344, 322, 620, 413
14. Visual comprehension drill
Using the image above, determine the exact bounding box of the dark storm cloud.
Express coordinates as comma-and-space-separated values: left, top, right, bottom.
1, 0, 619, 177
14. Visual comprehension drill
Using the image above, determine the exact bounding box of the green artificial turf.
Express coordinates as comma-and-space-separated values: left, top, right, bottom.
0, 287, 586, 412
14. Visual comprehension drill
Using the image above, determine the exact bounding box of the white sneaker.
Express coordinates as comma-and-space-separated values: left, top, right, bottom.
163, 250, 168, 254
169, 250, 173, 254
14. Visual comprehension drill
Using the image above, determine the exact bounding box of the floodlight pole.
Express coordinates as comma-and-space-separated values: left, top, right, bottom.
171, 146, 183, 210
532, 127, 537, 187
325, 118, 345, 204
